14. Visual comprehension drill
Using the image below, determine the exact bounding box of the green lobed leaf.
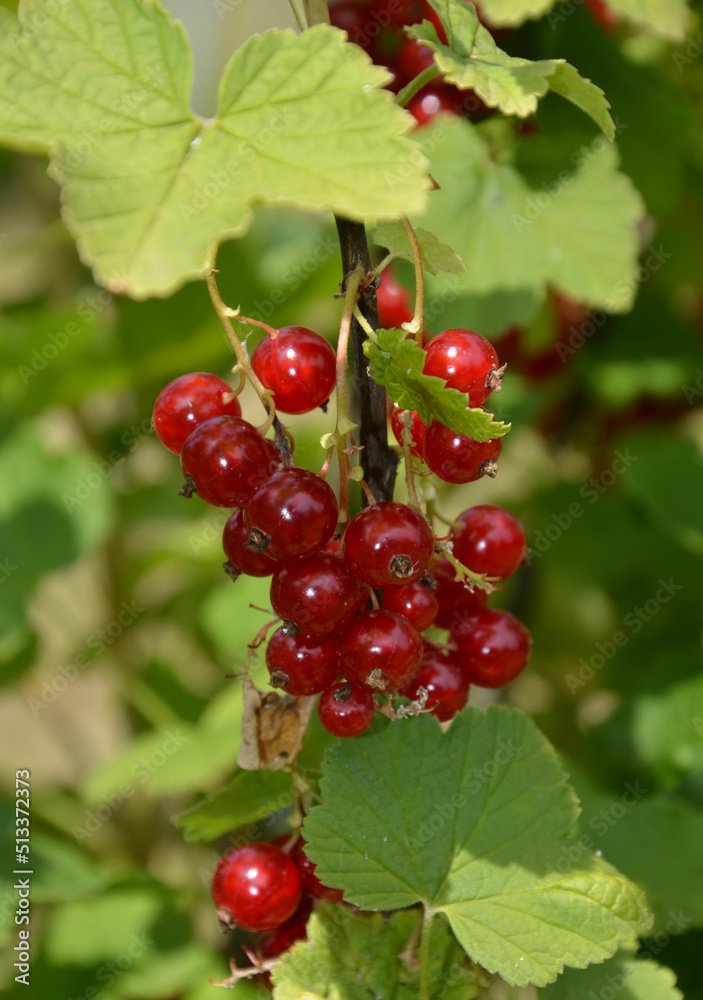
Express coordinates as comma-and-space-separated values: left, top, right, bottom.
0, 3, 429, 298
372, 221, 465, 275
473, 0, 557, 27
414, 118, 645, 313
272, 903, 486, 1000
173, 768, 292, 843
540, 951, 682, 1000
303, 708, 650, 988
364, 328, 510, 441
410, 1, 614, 137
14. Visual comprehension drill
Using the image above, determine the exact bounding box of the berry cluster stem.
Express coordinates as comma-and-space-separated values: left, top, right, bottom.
335, 268, 364, 523
205, 267, 276, 433
401, 216, 425, 343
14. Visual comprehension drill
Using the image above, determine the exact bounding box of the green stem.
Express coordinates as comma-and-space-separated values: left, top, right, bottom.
304, 0, 330, 25
396, 63, 441, 108
206, 267, 276, 432
288, 0, 308, 29
402, 216, 425, 342
419, 908, 435, 1000
335, 269, 364, 523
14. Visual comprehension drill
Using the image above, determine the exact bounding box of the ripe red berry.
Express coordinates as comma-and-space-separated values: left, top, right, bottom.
153, 373, 242, 455
343, 502, 434, 587
393, 36, 435, 86
317, 682, 376, 737
266, 628, 338, 696
390, 407, 428, 456
451, 504, 526, 580
211, 842, 302, 932
423, 421, 502, 484
382, 582, 438, 632
402, 642, 470, 721
257, 906, 310, 960
180, 415, 273, 508
451, 609, 532, 688
270, 553, 361, 635
329, 0, 374, 50
251, 326, 336, 415
431, 555, 489, 630
223, 509, 274, 578
244, 468, 338, 561
376, 269, 413, 329
423, 328, 501, 406
408, 84, 458, 125
338, 610, 423, 691
586, 0, 619, 29
291, 840, 345, 903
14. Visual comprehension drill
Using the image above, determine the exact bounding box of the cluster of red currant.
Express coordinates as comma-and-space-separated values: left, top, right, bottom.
153, 319, 529, 741
211, 835, 342, 981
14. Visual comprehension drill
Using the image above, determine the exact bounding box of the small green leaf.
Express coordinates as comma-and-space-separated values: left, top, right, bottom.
601, 0, 689, 41
364, 328, 510, 442
472, 0, 557, 27
629, 673, 703, 787
272, 903, 485, 1000
410, 1, 614, 137
540, 951, 683, 1000
173, 769, 292, 842
0, 4, 429, 298
303, 708, 651, 988
372, 221, 465, 275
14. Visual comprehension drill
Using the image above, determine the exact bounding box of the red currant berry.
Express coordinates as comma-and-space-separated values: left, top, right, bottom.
329, 0, 374, 50
257, 906, 310, 960
402, 642, 470, 721
270, 553, 361, 635
180, 416, 273, 508
376, 269, 413, 329
451, 504, 526, 581
291, 840, 345, 903
423, 421, 502, 484
211, 842, 302, 932
153, 373, 241, 455
391, 407, 428, 456
223, 509, 274, 579
266, 628, 338, 696
382, 582, 438, 632
451, 609, 532, 688
244, 468, 338, 561
251, 327, 336, 415
393, 36, 435, 87
586, 0, 619, 29
423, 328, 501, 406
317, 682, 376, 737
343, 502, 434, 587
431, 555, 489, 630
338, 610, 423, 691
408, 84, 458, 125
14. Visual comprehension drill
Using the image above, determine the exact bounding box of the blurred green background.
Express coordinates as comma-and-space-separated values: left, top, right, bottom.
1, 0, 703, 998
